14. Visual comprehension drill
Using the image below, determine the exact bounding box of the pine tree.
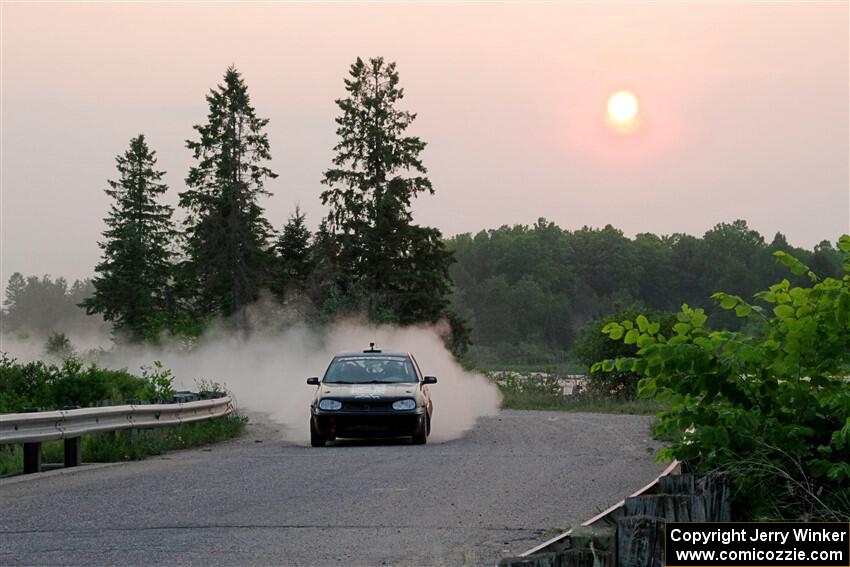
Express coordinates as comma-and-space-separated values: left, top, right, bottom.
320, 57, 452, 323
82, 135, 175, 340
2, 272, 27, 332
179, 66, 278, 319
3, 273, 26, 314
306, 222, 364, 319
274, 206, 314, 297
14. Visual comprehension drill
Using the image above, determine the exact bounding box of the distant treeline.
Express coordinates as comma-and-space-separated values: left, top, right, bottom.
1, 275, 103, 337
447, 219, 844, 365
4, 219, 842, 367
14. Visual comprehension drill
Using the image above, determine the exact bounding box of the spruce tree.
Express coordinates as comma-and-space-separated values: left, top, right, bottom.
3, 273, 27, 317
320, 56, 452, 323
2, 272, 28, 332
180, 66, 277, 319
83, 135, 174, 340
273, 206, 314, 297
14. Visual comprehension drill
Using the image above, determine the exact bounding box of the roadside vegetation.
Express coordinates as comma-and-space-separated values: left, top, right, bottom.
593, 238, 850, 521
0, 354, 179, 413
497, 379, 662, 415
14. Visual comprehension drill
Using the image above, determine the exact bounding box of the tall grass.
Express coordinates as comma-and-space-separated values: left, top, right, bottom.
496, 373, 663, 415
500, 389, 663, 415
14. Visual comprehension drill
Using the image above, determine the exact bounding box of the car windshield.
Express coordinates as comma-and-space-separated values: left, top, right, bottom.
324, 356, 418, 384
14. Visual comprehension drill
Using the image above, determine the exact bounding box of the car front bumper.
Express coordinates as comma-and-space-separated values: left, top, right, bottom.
312, 408, 425, 438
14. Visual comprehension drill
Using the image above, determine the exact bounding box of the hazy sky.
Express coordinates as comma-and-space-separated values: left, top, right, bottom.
2, 2, 848, 286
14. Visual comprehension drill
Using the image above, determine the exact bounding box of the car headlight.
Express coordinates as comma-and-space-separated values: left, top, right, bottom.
392, 399, 416, 411
319, 399, 342, 411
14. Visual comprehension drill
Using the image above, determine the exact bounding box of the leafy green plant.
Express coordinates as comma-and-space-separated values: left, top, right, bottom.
140, 361, 175, 402
593, 235, 850, 520
1, 355, 139, 411
574, 307, 677, 400
0, 355, 180, 412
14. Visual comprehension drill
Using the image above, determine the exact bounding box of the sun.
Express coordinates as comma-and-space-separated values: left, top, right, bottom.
606, 90, 639, 127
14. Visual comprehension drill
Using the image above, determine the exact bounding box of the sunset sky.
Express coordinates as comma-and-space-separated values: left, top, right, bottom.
1, 2, 848, 285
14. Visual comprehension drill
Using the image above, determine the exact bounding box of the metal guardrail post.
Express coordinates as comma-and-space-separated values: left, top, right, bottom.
23, 442, 41, 474
61, 405, 83, 468
64, 437, 82, 467
21, 407, 42, 474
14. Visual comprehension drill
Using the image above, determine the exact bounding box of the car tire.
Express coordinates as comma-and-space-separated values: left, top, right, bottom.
412, 416, 427, 445
310, 419, 326, 448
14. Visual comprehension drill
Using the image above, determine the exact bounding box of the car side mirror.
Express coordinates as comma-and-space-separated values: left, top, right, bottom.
307, 377, 320, 386
423, 376, 437, 385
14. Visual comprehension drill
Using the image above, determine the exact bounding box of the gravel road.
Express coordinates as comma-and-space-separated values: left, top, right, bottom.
0, 410, 667, 566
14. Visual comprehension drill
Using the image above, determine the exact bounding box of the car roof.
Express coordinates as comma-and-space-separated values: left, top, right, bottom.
333, 351, 411, 358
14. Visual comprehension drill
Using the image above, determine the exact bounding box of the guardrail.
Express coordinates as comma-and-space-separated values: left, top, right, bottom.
0, 397, 233, 474
500, 460, 731, 567
514, 460, 681, 560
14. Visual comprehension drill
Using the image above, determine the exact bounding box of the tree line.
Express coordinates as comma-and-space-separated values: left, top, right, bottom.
447, 219, 844, 366
6, 217, 839, 367
2, 275, 101, 337
18, 59, 457, 346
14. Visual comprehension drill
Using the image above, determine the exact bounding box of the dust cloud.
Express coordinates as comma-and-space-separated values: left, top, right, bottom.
1, 316, 502, 444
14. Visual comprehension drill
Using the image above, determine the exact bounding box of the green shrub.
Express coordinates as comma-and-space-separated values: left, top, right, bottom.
0, 355, 179, 412
593, 235, 850, 520
139, 361, 176, 402
574, 307, 677, 400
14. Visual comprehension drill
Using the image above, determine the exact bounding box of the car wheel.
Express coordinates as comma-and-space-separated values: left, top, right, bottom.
412, 415, 427, 445
426, 415, 431, 436
310, 419, 326, 448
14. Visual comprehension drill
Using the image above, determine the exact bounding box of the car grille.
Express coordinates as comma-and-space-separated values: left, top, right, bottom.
341, 401, 394, 412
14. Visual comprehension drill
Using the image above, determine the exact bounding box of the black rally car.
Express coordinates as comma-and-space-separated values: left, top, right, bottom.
307, 345, 437, 446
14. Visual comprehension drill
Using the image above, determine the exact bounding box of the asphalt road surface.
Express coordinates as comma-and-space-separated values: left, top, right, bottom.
0, 410, 667, 567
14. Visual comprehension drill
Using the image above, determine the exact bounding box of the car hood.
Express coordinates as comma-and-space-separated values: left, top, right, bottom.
319, 382, 419, 400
